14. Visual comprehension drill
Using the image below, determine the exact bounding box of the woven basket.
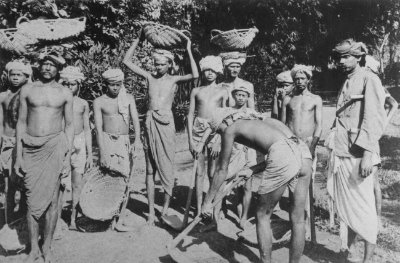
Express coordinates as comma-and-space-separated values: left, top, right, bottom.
210, 27, 259, 51
141, 21, 190, 49
79, 167, 127, 221
17, 16, 86, 41
0, 28, 37, 54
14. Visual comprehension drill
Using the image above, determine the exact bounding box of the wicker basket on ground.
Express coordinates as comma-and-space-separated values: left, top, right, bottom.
79, 167, 127, 221
0, 28, 38, 54
141, 21, 191, 49
16, 16, 86, 41
210, 27, 259, 51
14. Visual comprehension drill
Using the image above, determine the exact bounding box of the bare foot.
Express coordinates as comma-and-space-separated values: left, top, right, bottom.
24, 250, 42, 263
43, 249, 53, 263
198, 221, 217, 233
239, 218, 248, 230
69, 220, 77, 231
147, 215, 155, 226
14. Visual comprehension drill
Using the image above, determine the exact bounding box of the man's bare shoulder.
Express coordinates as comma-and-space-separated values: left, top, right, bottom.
76, 97, 89, 106
0, 90, 10, 101
93, 94, 108, 106
308, 93, 322, 103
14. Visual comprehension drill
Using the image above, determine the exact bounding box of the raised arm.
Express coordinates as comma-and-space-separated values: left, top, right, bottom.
187, 88, 197, 158
123, 29, 151, 79
83, 100, 93, 169
280, 95, 291, 124
247, 83, 255, 109
14, 86, 29, 177
0, 94, 5, 144
202, 127, 234, 214
175, 39, 199, 83
271, 92, 279, 119
93, 98, 107, 168
129, 94, 141, 155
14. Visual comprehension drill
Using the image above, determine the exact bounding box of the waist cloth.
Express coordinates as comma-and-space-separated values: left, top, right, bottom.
192, 116, 218, 149
258, 137, 312, 195
102, 132, 131, 177
326, 150, 380, 244
0, 135, 16, 173
145, 109, 176, 196
22, 132, 68, 220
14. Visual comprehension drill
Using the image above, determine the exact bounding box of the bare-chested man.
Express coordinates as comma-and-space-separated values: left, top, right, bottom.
59, 66, 93, 230
14, 52, 74, 263
201, 109, 312, 263
123, 29, 198, 225
219, 52, 255, 109
271, 70, 294, 120
281, 65, 322, 240
93, 69, 140, 177
0, 61, 31, 219
187, 55, 227, 215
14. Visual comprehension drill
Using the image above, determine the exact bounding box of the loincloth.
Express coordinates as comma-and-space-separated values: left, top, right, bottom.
0, 135, 16, 174
102, 132, 131, 177
145, 109, 176, 196
192, 116, 218, 149
22, 132, 68, 220
327, 151, 380, 245
258, 137, 311, 195
62, 131, 87, 191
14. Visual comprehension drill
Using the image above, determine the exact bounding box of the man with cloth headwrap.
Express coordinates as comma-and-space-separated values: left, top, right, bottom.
281, 64, 322, 241
201, 107, 312, 263
93, 68, 140, 179
186, 55, 228, 217
272, 70, 294, 120
220, 51, 255, 109
59, 66, 93, 230
14, 52, 73, 263
325, 39, 387, 262
0, 60, 32, 219
123, 28, 199, 225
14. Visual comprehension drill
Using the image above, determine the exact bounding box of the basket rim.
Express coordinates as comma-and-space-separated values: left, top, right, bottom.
140, 21, 190, 40
17, 16, 86, 27
210, 27, 259, 40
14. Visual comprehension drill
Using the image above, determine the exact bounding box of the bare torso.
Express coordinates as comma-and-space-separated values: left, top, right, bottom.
25, 83, 70, 137
229, 118, 293, 155
96, 95, 130, 135
147, 74, 177, 110
195, 84, 227, 119
0, 90, 19, 137
73, 97, 87, 135
285, 92, 319, 141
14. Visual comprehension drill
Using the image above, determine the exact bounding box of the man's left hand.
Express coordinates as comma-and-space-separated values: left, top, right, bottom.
360, 150, 373, 178
210, 143, 221, 159
85, 155, 94, 170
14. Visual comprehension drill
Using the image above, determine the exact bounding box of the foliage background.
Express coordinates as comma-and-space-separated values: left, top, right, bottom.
1, 0, 400, 130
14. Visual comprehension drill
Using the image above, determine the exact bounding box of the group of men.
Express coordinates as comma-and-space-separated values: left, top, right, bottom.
0, 33, 394, 263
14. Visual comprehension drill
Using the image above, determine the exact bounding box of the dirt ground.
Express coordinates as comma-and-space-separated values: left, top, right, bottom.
1, 101, 400, 263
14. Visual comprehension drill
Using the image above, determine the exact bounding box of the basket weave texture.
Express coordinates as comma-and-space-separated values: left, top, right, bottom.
0, 28, 38, 54
79, 167, 127, 221
210, 27, 259, 51
141, 21, 190, 49
17, 17, 86, 41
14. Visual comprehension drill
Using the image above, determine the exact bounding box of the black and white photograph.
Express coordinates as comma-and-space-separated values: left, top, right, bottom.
0, 0, 399, 262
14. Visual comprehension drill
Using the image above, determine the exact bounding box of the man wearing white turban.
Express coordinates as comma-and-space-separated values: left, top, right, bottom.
123, 29, 199, 225
186, 55, 228, 217
93, 68, 141, 182
0, 60, 32, 221
326, 39, 387, 262
281, 64, 322, 241
219, 51, 255, 109
59, 66, 93, 230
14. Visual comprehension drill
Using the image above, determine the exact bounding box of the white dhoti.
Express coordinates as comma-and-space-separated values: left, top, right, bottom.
327, 151, 379, 245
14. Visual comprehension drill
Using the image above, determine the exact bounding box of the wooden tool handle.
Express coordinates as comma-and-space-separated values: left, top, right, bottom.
182, 160, 198, 227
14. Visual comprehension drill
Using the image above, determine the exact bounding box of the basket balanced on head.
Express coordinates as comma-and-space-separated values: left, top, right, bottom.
210, 27, 259, 51
141, 21, 191, 49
